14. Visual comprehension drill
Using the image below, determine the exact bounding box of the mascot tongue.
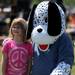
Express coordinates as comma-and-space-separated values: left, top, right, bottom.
39, 44, 49, 51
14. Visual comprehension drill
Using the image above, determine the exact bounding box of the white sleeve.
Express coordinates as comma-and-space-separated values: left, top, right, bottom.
50, 62, 71, 75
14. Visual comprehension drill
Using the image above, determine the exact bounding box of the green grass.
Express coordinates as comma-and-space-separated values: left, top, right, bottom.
0, 46, 2, 75
72, 65, 75, 75
71, 46, 75, 75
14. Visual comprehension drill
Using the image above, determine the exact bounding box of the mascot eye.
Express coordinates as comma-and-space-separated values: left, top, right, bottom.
44, 17, 48, 23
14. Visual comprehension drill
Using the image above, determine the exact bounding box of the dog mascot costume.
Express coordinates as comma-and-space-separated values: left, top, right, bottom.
27, 0, 74, 75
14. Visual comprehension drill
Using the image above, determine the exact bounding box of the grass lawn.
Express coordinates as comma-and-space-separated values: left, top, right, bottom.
0, 46, 75, 75
72, 65, 75, 75
71, 47, 75, 75
0, 46, 2, 75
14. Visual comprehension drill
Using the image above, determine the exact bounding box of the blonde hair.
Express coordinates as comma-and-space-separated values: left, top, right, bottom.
8, 17, 28, 42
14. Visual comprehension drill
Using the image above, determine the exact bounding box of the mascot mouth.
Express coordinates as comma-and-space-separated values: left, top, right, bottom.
39, 44, 49, 52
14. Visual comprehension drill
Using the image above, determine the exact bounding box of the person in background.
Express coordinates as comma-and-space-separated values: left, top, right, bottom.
16, 0, 32, 20
1, 18, 33, 75
66, 8, 75, 45
10, 0, 32, 27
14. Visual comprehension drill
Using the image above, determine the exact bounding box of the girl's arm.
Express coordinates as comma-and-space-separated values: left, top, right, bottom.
27, 42, 33, 75
28, 57, 32, 75
1, 53, 7, 75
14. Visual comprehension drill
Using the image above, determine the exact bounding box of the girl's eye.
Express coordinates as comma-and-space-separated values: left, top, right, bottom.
12, 26, 21, 29
44, 17, 48, 23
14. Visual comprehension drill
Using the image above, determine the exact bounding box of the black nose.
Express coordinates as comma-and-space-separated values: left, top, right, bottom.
37, 28, 42, 33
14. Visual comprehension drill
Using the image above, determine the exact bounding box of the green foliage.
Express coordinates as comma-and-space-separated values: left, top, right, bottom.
0, 0, 75, 6
32, 0, 75, 6
32, 0, 41, 4
64, 0, 75, 6
0, 0, 10, 5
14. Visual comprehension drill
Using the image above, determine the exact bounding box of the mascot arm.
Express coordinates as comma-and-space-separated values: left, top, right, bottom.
50, 62, 70, 75
50, 35, 74, 75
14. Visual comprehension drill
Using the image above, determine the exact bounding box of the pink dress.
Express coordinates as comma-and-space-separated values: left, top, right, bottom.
2, 39, 33, 75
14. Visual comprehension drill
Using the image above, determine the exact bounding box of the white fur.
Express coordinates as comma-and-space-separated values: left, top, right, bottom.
32, 1, 65, 45
50, 62, 71, 75
31, 25, 58, 44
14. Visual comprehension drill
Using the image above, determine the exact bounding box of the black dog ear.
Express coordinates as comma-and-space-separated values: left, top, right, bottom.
27, 4, 37, 39
50, 0, 66, 12
56, 0, 66, 12
48, 1, 61, 36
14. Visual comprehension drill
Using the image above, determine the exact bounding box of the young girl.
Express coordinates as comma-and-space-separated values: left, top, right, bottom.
2, 18, 33, 75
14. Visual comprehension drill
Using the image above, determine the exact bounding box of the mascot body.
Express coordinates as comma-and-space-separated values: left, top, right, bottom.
27, 1, 74, 75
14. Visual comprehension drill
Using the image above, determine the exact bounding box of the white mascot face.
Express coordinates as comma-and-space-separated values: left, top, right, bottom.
31, 1, 65, 45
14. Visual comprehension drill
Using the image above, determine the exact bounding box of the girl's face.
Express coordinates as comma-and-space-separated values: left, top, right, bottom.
11, 24, 23, 37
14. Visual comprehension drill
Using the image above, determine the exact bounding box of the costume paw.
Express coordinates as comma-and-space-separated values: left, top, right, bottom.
50, 62, 70, 75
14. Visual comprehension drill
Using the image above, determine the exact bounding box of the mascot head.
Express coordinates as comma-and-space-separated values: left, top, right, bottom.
27, 0, 66, 46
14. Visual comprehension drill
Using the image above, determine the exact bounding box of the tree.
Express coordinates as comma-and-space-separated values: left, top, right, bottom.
64, 0, 75, 6
32, 0, 75, 6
